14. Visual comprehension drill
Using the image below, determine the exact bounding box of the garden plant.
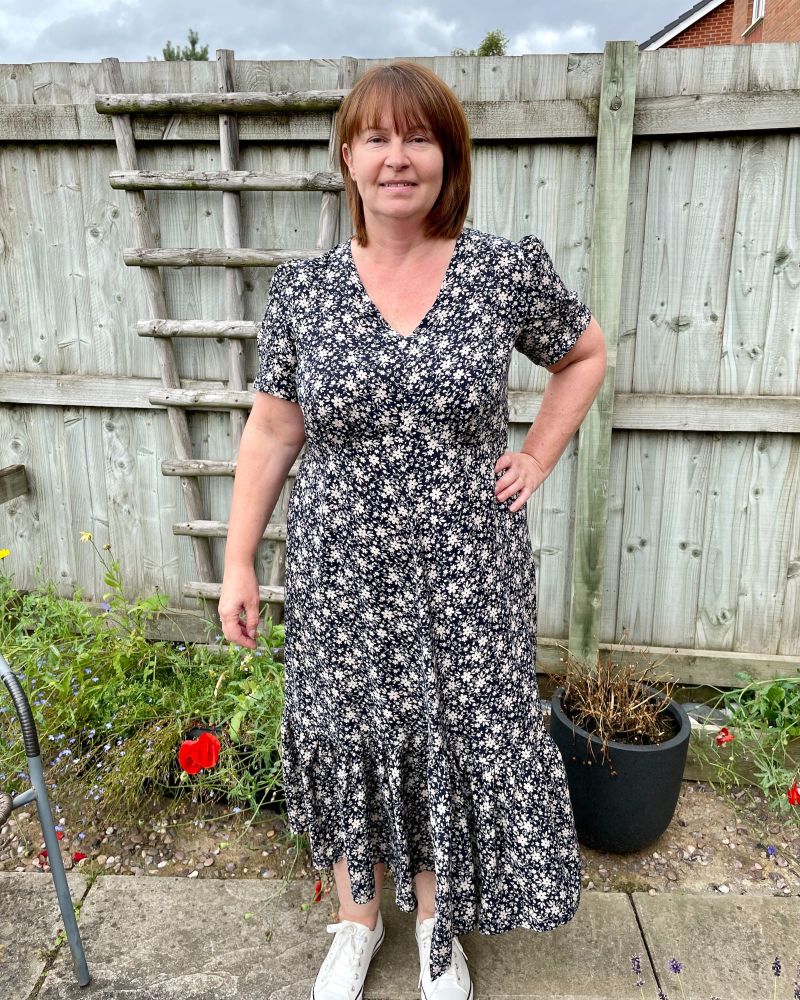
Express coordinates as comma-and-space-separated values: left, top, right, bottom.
629, 951, 800, 1000
0, 533, 304, 854
689, 670, 800, 825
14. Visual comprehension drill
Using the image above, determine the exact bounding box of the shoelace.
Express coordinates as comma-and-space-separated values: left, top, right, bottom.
416, 923, 469, 992
317, 920, 370, 995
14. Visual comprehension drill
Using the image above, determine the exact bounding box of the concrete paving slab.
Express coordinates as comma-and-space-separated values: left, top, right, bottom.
34, 875, 652, 1000
0, 871, 88, 1000
451, 891, 648, 1000
632, 893, 800, 1000
37, 875, 396, 1000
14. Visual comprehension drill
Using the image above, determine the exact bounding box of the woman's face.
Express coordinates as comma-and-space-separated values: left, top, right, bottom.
342, 113, 444, 233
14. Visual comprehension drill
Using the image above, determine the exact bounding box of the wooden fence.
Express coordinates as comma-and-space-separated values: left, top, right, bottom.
0, 43, 798, 687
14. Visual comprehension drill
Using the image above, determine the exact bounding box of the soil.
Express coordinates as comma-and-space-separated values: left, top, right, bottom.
2, 774, 799, 902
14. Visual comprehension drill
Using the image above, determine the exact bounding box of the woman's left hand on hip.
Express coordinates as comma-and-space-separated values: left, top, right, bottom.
493, 448, 547, 512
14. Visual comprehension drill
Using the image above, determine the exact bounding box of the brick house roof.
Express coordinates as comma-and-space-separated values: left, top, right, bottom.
639, 0, 730, 48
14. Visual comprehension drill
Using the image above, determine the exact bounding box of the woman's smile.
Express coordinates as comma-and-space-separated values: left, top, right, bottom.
342, 116, 444, 229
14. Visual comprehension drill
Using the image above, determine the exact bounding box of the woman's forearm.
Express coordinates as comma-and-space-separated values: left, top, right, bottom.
520, 354, 607, 478
224, 422, 302, 569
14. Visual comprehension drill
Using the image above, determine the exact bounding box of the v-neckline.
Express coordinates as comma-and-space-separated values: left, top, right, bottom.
346, 229, 466, 341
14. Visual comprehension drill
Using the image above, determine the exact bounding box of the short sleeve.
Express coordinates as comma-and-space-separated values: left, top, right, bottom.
514, 234, 592, 368
253, 263, 298, 402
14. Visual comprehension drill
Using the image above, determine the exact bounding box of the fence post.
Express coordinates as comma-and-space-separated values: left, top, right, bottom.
567, 40, 638, 665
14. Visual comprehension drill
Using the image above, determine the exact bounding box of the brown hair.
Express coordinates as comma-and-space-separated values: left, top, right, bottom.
336, 61, 472, 246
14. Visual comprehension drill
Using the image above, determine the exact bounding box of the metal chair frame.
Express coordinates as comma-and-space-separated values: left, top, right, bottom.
0, 652, 90, 987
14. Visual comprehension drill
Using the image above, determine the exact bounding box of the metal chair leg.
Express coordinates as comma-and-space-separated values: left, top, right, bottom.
0, 652, 91, 987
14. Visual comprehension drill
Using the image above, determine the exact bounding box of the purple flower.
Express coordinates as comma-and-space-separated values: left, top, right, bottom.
656, 991, 669, 1000
99, 600, 112, 613
766, 845, 777, 857
667, 958, 683, 975
773, 956, 782, 976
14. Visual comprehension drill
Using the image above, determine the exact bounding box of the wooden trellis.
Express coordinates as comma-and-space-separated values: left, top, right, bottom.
97, 52, 357, 622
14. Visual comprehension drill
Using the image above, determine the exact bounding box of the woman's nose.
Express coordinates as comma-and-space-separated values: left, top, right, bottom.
384, 137, 410, 167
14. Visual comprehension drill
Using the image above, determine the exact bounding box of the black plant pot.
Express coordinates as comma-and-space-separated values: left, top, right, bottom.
549, 684, 691, 853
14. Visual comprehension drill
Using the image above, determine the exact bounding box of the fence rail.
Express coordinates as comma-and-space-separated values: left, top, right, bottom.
0, 45, 798, 680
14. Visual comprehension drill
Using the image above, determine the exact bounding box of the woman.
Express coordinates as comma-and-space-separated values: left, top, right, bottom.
220, 61, 607, 1000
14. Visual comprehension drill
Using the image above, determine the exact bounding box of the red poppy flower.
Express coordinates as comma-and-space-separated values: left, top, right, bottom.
56, 830, 64, 840
314, 878, 323, 902
715, 726, 734, 746
178, 730, 221, 774
72, 851, 88, 863
788, 781, 800, 807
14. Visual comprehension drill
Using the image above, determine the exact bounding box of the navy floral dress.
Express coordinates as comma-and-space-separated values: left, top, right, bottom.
253, 226, 592, 983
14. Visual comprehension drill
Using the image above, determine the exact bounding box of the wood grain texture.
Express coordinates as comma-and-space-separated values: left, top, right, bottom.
102, 56, 215, 590
0, 50, 797, 674
569, 41, 638, 662
110, 169, 344, 191
0, 464, 28, 504
6, 91, 800, 142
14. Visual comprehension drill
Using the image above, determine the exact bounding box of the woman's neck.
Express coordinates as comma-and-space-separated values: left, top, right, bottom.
352, 220, 446, 267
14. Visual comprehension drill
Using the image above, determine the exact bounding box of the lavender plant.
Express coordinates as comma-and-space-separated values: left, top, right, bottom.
629, 952, 800, 999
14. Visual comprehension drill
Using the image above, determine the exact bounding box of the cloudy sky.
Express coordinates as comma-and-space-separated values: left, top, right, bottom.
0, 0, 683, 63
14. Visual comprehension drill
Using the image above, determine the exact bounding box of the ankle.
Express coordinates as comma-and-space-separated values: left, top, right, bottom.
338, 910, 379, 932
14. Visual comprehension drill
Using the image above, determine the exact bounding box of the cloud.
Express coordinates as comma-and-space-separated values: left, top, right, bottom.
388, 7, 460, 56
0, 0, 669, 64
509, 21, 598, 54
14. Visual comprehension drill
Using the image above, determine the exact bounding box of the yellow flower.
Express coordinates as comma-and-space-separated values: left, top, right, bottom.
79, 531, 93, 543
0, 548, 9, 560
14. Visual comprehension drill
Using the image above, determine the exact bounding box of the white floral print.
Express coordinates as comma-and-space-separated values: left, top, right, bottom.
254, 226, 592, 983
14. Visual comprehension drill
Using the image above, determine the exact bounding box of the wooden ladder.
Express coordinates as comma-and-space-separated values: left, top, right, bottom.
97, 52, 357, 624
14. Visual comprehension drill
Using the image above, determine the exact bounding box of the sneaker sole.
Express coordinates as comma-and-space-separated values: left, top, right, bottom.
310, 924, 386, 1000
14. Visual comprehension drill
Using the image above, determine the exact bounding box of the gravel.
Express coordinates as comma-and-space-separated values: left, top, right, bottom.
2, 780, 798, 898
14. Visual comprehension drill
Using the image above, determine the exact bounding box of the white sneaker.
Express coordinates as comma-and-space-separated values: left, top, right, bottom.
311, 909, 385, 1000
415, 915, 472, 1000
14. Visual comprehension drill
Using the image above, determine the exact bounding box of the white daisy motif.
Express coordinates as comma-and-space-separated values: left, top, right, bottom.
253, 226, 591, 985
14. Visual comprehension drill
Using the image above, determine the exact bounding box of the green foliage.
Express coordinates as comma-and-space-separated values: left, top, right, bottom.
163, 29, 210, 61
0, 536, 286, 825
452, 29, 510, 58
689, 670, 800, 823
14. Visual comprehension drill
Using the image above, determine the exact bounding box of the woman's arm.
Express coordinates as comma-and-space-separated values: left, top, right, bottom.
494, 315, 607, 511
219, 392, 307, 648
521, 315, 607, 477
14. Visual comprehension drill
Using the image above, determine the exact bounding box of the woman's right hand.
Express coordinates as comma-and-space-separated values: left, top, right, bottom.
219, 563, 261, 649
